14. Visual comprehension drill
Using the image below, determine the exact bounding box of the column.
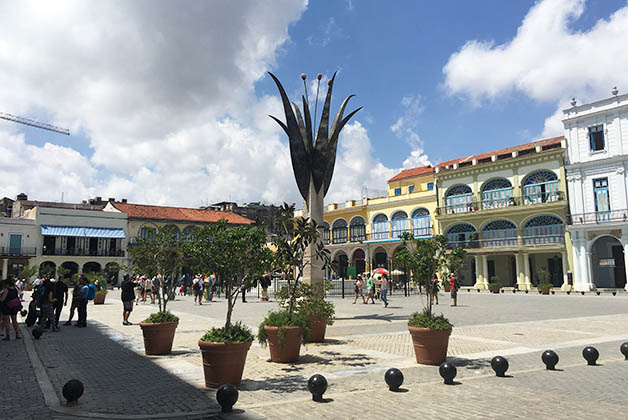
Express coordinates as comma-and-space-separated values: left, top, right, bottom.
522, 253, 531, 290
1, 258, 8, 280
515, 253, 526, 290
561, 251, 570, 290
575, 238, 593, 291
481, 255, 488, 289
473, 255, 482, 289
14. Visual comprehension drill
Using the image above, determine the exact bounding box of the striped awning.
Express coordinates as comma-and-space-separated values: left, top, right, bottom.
41, 225, 126, 239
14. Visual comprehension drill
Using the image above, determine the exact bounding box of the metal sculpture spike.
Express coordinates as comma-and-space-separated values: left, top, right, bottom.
268, 72, 362, 200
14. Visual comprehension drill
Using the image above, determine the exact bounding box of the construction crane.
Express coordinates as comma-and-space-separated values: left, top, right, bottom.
0, 111, 70, 135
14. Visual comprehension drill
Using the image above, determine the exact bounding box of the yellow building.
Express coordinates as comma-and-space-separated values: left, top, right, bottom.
434, 137, 573, 290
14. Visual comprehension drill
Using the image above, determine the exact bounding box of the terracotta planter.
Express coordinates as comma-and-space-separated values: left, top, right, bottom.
306, 316, 327, 343
541, 289, 550, 295
443, 284, 451, 292
408, 326, 451, 365
198, 340, 251, 388
139, 321, 178, 355
93, 293, 106, 304
490, 289, 500, 294
264, 326, 302, 363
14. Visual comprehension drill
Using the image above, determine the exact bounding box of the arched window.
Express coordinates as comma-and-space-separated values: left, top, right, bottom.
372, 214, 389, 240
445, 184, 473, 214
139, 225, 156, 241
412, 208, 431, 237
391, 211, 410, 239
482, 220, 517, 247
523, 215, 564, 245
349, 217, 366, 242
481, 178, 513, 210
323, 222, 330, 245
446, 223, 476, 247
522, 170, 559, 204
183, 226, 196, 241
332, 219, 348, 244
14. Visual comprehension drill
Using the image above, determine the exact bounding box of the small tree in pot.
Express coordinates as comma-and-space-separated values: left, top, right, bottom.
127, 225, 185, 355
84, 272, 108, 304
396, 234, 466, 365
257, 203, 331, 362
188, 220, 272, 387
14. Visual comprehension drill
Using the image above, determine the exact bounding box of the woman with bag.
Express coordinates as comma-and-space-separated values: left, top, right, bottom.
0, 278, 22, 340
352, 275, 366, 304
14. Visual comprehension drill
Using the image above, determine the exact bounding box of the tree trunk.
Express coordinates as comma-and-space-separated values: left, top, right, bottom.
225, 281, 233, 331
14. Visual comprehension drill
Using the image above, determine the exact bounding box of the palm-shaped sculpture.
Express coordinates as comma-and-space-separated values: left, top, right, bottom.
268, 72, 362, 201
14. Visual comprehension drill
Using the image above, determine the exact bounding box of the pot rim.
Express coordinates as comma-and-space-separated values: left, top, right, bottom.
198, 339, 253, 348
139, 321, 179, 328
407, 326, 452, 334
263, 325, 303, 331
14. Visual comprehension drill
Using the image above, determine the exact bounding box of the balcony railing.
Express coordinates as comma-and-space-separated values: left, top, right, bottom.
522, 234, 565, 246
43, 248, 125, 257
568, 209, 628, 225
481, 188, 512, 210
437, 191, 565, 215
326, 219, 433, 244
0, 246, 37, 256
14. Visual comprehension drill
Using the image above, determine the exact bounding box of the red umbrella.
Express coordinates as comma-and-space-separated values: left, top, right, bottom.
372, 267, 388, 275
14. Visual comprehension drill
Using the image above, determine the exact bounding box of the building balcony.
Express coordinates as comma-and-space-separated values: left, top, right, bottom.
42, 248, 125, 257
568, 209, 628, 225
436, 190, 565, 216
325, 223, 433, 245
0, 246, 37, 257
449, 232, 564, 249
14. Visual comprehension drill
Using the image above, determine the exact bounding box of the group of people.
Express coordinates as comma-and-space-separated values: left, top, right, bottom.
353, 273, 390, 308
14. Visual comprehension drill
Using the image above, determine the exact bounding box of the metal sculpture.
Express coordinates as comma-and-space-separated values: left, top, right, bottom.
269, 72, 361, 285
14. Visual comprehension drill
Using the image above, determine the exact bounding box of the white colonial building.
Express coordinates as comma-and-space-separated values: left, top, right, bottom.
564, 91, 628, 291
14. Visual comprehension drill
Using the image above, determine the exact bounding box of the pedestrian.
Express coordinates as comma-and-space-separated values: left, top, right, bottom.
0, 278, 22, 340
430, 276, 439, 305
193, 275, 203, 305
15, 278, 25, 300
52, 275, 68, 329
365, 274, 375, 304
76, 275, 89, 327
39, 277, 58, 332
144, 275, 154, 304
178, 275, 185, 296
121, 274, 135, 325
449, 273, 458, 307
203, 275, 211, 302
380, 274, 389, 308
64, 279, 81, 326
353, 275, 366, 304
241, 280, 247, 303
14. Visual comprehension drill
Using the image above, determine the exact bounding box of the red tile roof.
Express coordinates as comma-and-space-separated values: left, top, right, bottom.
112, 202, 254, 225
388, 165, 435, 182
437, 136, 564, 169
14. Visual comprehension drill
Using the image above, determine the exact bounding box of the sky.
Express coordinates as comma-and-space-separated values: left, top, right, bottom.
1, 0, 628, 208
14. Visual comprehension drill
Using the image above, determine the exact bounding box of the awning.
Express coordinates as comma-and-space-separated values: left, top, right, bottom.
41, 225, 126, 239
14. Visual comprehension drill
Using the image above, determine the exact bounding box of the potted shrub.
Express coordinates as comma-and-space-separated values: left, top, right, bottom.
128, 225, 185, 355
189, 221, 272, 387
488, 276, 501, 294
85, 272, 108, 304
397, 234, 466, 365
296, 282, 335, 343
258, 204, 331, 363
537, 267, 552, 295
538, 283, 553, 295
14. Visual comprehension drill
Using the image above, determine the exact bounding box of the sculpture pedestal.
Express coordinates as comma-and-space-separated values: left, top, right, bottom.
303, 178, 325, 288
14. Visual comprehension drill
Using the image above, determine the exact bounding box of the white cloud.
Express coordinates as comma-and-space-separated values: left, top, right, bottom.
390, 95, 431, 168
306, 17, 343, 47
443, 0, 628, 137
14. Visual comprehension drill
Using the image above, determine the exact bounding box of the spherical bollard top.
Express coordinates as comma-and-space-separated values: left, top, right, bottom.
32, 326, 43, 340
541, 350, 559, 370
491, 356, 509, 377
384, 368, 404, 391
621, 342, 628, 360
317, 73, 322, 80
439, 362, 457, 385
300, 73, 307, 80
62, 379, 84, 404
582, 346, 599, 366
216, 384, 239, 413
307, 374, 328, 402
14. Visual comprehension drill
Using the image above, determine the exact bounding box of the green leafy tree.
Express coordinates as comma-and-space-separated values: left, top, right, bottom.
18, 264, 38, 280
127, 224, 186, 313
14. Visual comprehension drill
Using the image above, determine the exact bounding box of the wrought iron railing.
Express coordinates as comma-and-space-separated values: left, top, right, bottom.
437, 191, 565, 216
0, 246, 37, 256
568, 209, 628, 225
43, 248, 125, 257
522, 235, 565, 246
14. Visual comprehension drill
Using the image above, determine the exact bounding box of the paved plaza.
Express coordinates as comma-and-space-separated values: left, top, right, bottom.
7, 290, 628, 419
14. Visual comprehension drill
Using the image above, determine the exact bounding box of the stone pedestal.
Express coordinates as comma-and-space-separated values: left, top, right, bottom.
302, 178, 325, 287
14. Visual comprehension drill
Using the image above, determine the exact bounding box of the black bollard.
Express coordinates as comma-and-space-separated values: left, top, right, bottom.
525, 290, 528, 294
216, 384, 239, 413
581, 291, 585, 295
596, 291, 600, 296
384, 368, 404, 391
541, 350, 559, 370
491, 356, 509, 377
308, 374, 328, 402
62, 379, 84, 405
439, 362, 457, 385
32, 325, 43, 340
582, 346, 599, 366
620, 343, 628, 360
566, 291, 571, 295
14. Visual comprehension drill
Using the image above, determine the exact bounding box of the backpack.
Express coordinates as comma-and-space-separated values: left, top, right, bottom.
87, 284, 96, 300
35, 285, 46, 308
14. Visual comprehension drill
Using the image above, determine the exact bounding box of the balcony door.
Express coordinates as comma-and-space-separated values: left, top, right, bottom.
8, 234, 22, 254
593, 178, 610, 222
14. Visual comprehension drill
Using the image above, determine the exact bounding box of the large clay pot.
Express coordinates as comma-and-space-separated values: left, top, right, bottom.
264, 326, 302, 363
306, 316, 327, 343
541, 288, 550, 295
408, 326, 451, 365
139, 321, 178, 355
198, 340, 251, 388
93, 293, 106, 304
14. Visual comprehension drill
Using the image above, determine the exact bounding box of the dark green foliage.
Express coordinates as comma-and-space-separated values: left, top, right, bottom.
408, 309, 453, 331
143, 311, 179, 324
200, 322, 254, 343
257, 310, 310, 345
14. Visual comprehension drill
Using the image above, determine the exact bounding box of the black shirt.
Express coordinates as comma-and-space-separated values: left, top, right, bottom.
121, 280, 135, 302
40, 280, 52, 305
54, 281, 68, 301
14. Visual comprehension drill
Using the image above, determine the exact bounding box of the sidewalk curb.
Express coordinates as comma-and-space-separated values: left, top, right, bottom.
20, 324, 224, 419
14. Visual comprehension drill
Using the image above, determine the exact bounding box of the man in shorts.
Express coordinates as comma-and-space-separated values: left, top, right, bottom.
449, 273, 458, 307
121, 274, 135, 325
193, 275, 203, 305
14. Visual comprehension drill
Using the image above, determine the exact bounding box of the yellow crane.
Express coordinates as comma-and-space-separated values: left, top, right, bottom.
0, 111, 69, 135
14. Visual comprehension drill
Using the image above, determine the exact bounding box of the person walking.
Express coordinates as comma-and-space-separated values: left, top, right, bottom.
449, 273, 458, 307
76, 275, 89, 327
121, 274, 135, 325
365, 274, 375, 304
193, 275, 203, 305
52, 275, 68, 329
380, 274, 389, 308
0, 278, 22, 340
430, 276, 439, 305
353, 275, 366, 304
39, 277, 58, 332
241, 280, 247, 303
145, 275, 154, 304
64, 279, 81, 326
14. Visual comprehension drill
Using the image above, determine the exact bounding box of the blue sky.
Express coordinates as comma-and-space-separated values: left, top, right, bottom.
1, 0, 628, 206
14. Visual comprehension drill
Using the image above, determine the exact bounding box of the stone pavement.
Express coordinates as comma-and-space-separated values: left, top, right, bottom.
9, 290, 628, 419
